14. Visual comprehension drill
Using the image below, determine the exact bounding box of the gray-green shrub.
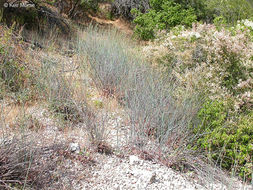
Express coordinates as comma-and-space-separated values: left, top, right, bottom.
78, 26, 132, 98
79, 26, 200, 153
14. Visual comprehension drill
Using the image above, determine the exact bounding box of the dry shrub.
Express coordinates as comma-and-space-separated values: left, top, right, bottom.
2, 1, 71, 37
0, 136, 66, 189
37, 56, 83, 123
145, 22, 253, 112
96, 142, 113, 155
83, 110, 110, 152
112, 0, 150, 20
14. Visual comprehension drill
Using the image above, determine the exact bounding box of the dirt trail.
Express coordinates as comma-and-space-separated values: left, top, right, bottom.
88, 15, 134, 35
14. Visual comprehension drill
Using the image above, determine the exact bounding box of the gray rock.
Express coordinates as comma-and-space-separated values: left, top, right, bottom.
149, 172, 156, 184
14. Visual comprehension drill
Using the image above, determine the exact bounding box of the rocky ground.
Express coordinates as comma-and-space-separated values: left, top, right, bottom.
18, 97, 252, 190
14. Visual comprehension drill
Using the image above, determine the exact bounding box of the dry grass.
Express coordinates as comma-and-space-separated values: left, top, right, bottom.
0, 135, 68, 189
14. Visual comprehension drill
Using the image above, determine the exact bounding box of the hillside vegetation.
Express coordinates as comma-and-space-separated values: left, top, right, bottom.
0, 0, 252, 189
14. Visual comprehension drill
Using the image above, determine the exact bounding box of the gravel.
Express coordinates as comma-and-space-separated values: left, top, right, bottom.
25, 105, 253, 190
80, 154, 207, 190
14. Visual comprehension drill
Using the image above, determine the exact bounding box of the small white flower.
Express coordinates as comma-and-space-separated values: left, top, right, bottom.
243, 19, 253, 29
171, 35, 177, 39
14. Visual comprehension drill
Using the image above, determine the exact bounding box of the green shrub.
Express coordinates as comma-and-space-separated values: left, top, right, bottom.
131, 9, 157, 40
219, 51, 248, 94
132, 0, 197, 40
0, 58, 27, 92
131, 0, 253, 40
213, 16, 227, 30
206, 0, 253, 24
196, 100, 227, 135
172, 0, 211, 21
80, 0, 99, 12
196, 100, 253, 180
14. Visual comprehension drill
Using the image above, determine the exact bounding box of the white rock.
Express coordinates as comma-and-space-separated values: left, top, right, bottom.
129, 155, 142, 165
103, 164, 111, 170
69, 142, 80, 154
